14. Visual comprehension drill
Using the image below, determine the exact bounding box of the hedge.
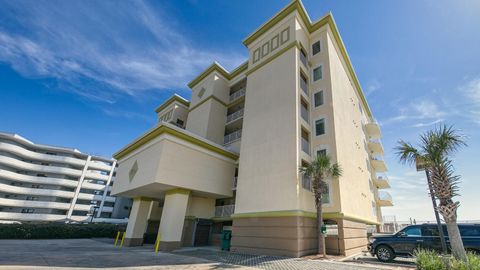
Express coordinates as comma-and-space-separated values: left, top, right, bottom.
415, 249, 480, 270
0, 223, 126, 239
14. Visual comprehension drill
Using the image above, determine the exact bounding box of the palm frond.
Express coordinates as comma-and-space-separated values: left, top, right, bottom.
395, 140, 420, 165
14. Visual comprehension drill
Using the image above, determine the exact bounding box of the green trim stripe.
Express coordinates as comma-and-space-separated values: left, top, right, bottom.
231, 210, 380, 225
155, 95, 190, 113
113, 124, 239, 160
188, 95, 228, 112
188, 61, 248, 89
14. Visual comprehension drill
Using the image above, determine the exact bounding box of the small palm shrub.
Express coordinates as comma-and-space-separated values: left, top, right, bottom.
415, 249, 480, 270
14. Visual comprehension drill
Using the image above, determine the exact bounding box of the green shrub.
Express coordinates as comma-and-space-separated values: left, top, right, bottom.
415, 249, 447, 270
0, 223, 126, 239
415, 249, 480, 270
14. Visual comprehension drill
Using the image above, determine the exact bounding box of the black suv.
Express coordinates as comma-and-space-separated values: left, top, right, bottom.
368, 224, 480, 262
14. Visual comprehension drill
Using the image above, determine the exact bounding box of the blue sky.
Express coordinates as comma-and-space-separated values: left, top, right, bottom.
0, 0, 479, 222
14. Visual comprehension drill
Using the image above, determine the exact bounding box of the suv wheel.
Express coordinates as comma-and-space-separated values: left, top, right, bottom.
376, 245, 394, 262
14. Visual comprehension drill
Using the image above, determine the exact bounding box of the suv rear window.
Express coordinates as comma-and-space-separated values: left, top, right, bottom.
459, 226, 480, 237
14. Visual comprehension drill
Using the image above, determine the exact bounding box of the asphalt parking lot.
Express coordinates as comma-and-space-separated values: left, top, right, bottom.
0, 238, 414, 270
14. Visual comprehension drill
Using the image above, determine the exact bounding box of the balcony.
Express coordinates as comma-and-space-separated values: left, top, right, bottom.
215, 204, 235, 217
377, 191, 393, 207
226, 108, 244, 124
224, 130, 242, 145
365, 122, 381, 139
301, 138, 310, 155
374, 175, 391, 189
368, 140, 384, 155
301, 104, 309, 123
232, 177, 237, 190
300, 78, 308, 96
229, 88, 246, 102
371, 157, 388, 172
300, 51, 308, 68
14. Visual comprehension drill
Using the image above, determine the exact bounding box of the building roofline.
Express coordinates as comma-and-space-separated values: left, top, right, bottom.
154, 94, 190, 113
187, 61, 248, 89
113, 122, 239, 161
0, 132, 114, 162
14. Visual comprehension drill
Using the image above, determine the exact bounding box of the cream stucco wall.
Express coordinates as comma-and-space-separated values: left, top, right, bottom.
112, 132, 236, 199
235, 47, 299, 214
186, 196, 215, 219
325, 28, 378, 223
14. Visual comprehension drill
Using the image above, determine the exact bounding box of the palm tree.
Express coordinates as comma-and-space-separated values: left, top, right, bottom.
299, 154, 342, 256
395, 125, 467, 261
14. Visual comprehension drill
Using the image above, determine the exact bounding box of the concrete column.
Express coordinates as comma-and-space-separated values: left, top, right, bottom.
157, 189, 190, 251
124, 197, 152, 246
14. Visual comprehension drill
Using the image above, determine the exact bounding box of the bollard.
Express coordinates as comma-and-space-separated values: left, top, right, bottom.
119, 231, 126, 248
114, 231, 121, 246
155, 233, 161, 253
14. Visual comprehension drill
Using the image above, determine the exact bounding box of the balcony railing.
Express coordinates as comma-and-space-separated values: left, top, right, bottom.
215, 205, 235, 217
301, 138, 310, 155
374, 175, 391, 189
300, 79, 308, 96
365, 122, 381, 139
226, 108, 244, 124
224, 130, 242, 144
229, 88, 246, 102
233, 177, 237, 190
377, 191, 393, 207
300, 52, 308, 68
370, 156, 388, 172
301, 105, 309, 123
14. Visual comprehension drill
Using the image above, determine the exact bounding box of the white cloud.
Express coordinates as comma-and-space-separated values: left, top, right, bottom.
0, 1, 246, 102
380, 99, 446, 126
459, 77, 480, 125
365, 78, 381, 95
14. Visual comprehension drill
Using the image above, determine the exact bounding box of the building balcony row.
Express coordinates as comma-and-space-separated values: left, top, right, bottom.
0, 197, 114, 212
226, 108, 244, 124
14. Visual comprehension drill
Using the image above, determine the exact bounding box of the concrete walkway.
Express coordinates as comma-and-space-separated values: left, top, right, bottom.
0, 238, 411, 270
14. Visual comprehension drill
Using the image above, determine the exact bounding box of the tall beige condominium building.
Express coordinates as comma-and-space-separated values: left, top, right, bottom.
112, 0, 392, 257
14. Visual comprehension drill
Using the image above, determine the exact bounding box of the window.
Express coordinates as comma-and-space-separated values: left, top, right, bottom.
315, 118, 325, 136
198, 87, 206, 98
314, 90, 324, 107
460, 226, 480, 237
21, 209, 35, 213
402, 226, 421, 237
312, 41, 321, 55
321, 183, 330, 204
317, 149, 327, 157
422, 226, 440, 237
26, 196, 38, 201
372, 202, 377, 217
302, 174, 311, 191
176, 119, 184, 127
313, 66, 322, 81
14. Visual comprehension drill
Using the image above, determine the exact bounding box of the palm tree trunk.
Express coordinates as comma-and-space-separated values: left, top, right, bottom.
445, 220, 467, 261
317, 202, 325, 256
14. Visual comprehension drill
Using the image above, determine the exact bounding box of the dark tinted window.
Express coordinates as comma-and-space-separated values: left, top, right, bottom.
459, 226, 480, 237
422, 226, 439, 236
312, 41, 321, 55
403, 226, 421, 236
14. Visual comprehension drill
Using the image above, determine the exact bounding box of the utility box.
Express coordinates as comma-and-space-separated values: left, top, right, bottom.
221, 230, 232, 251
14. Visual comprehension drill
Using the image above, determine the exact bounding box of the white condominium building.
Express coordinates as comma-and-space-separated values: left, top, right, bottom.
0, 132, 131, 223
112, 0, 392, 257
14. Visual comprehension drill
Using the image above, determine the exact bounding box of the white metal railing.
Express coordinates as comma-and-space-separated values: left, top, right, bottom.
226, 108, 244, 124
301, 138, 310, 155
300, 52, 308, 68
300, 78, 308, 95
233, 177, 238, 190
215, 205, 235, 217
301, 105, 309, 122
378, 191, 392, 202
229, 88, 246, 102
224, 130, 242, 144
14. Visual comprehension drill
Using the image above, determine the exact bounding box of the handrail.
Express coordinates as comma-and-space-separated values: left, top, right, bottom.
229, 88, 246, 102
